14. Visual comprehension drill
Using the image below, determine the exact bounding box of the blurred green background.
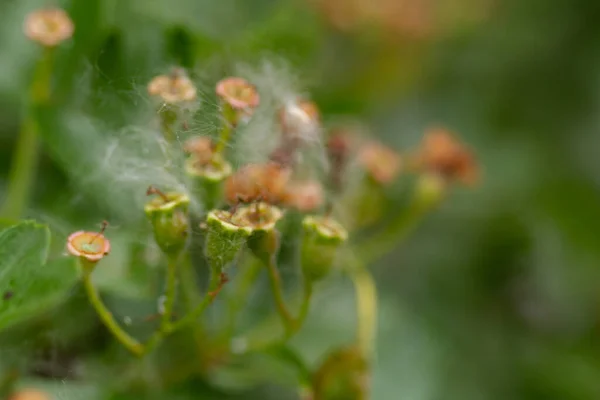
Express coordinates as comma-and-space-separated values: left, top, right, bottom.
2, 0, 600, 399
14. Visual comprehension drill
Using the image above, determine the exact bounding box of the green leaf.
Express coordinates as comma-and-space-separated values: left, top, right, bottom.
0, 221, 78, 330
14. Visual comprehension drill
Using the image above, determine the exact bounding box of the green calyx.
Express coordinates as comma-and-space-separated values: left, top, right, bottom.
301, 215, 348, 282
204, 210, 253, 273
185, 156, 232, 210
144, 192, 190, 257
312, 346, 370, 400
237, 203, 284, 262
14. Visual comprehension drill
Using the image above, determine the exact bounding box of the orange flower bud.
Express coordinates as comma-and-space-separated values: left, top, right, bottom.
224, 163, 291, 205
416, 127, 478, 185
148, 68, 197, 104
216, 77, 260, 111
10, 389, 51, 400
183, 136, 214, 165
358, 141, 402, 184
24, 8, 74, 47
67, 223, 110, 263
284, 180, 324, 212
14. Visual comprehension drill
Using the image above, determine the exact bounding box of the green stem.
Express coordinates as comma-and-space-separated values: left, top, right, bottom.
0, 47, 53, 219
161, 256, 179, 328
349, 266, 377, 357
143, 265, 224, 355
287, 279, 313, 339
358, 178, 442, 264
82, 270, 143, 356
179, 255, 202, 309
213, 103, 235, 155
0, 119, 39, 219
223, 257, 262, 340
265, 254, 296, 335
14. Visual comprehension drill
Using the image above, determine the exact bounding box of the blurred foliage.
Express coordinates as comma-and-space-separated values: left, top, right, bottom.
1, 0, 600, 399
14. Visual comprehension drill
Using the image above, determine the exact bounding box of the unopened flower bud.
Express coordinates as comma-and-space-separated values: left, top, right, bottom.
144, 187, 190, 257
10, 389, 51, 400
279, 99, 321, 143
67, 221, 110, 271
204, 210, 253, 272
236, 202, 284, 262
358, 141, 402, 185
24, 8, 74, 47
185, 144, 232, 210
414, 127, 478, 186
148, 68, 197, 105
301, 215, 347, 281
313, 346, 370, 400
216, 77, 260, 124
224, 162, 291, 206
284, 180, 324, 212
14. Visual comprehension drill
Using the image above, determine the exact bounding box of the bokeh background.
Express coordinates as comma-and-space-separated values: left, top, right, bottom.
2, 0, 600, 399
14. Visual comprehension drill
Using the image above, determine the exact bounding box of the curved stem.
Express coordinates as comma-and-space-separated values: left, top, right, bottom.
82, 271, 143, 356
161, 256, 179, 328
0, 47, 53, 219
265, 254, 295, 335
0, 119, 39, 219
213, 103, 235, 155
170, 267, 224, 332
289, 278, 313, 339
223, 257, 262, 339
143, 265, 226, 355
358, 178, 442, 264
349, 266, 378, 357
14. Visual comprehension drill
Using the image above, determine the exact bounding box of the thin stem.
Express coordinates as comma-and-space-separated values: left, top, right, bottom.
179, 254, 202, 309
222, 257, 262, 340
358, 180, 441, 264
213, 103, 235, 155
349, 266, 377, 357
82, 270, 143, 356
0, 118, 39, 218
0, 48, 53, 219
143, 266, 225, 355
265, 254, 295, 334
170, 267, 224, 332
161, 256, 179, 328
293, 278, 313, 336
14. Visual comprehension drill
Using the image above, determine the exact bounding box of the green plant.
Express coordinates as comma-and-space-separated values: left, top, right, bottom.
0, 5, 481, 400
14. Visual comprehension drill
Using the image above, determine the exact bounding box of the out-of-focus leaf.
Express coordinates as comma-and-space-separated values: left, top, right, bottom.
0, 221, 77, 330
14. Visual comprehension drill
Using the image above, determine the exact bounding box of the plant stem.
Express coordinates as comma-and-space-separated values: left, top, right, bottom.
265, 254, 295, 335
358, 178, 442, 264
161, 255, 179, 328
143, 265, 225, 355
170, 266, 224, 332
0, 47, 53, 219
349, 266, 377, 357
223, 257, 262, 339
288, 278, 312, 339
82, 270, 143, 356
0, 119, 39, 219
213, 103, 235, 155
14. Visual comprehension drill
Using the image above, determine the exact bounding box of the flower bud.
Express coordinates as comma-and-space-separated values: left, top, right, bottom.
144, 188, 190, 257
24, 8, 74, 47
185, 155, 232, 210
9, 389, 51, 400
67, 222, 111, 272
216, 77, 260, 123
301, 216, 347, 281
236, 202, 284, 262
313, 346, 370, 400
204, 210, 253, 272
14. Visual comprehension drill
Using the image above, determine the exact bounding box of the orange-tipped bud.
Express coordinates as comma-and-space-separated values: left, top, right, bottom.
216, 77, 260, 111
148, 68, 197, 104
415, 127, 478, 185
358, 141, 402, 184
24, 8, 74, 47
224, 163, 291, 205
